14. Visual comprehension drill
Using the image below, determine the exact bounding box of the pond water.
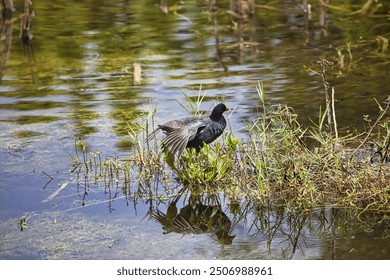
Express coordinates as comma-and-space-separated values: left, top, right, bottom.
0, 0, 389, 259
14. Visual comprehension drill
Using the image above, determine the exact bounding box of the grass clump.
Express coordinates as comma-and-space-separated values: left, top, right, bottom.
69, 81, 390, 216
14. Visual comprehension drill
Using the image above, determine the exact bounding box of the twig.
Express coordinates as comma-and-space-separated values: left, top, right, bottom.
20, 0, 34, 42
318, 59, 334, 133
331, 87, 338, 139
42, 171, 54, 189
352, 95, 390, 155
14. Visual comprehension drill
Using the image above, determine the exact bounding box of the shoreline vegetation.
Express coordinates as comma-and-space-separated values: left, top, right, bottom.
66, 54, 389, 249
70, 77, 389, 221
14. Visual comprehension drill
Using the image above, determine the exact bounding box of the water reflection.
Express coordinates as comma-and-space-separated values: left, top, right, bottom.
151, 189, 235, 245
0, 0, 13, 83
210, 0, 258, 68
67, 167, 390, 259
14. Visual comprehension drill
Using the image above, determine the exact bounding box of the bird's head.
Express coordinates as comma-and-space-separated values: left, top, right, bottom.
210, 103, 229, 119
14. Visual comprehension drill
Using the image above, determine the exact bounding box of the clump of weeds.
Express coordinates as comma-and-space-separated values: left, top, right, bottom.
69, 76, 390, 219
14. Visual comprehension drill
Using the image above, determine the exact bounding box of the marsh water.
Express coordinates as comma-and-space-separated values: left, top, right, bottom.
0, 1, 389, 259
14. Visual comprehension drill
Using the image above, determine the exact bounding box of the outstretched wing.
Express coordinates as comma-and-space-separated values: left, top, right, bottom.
159, 117, 206, 156
160, 126, 201, 156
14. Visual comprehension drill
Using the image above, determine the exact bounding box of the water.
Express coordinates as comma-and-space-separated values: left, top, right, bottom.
0, 0, 389, 259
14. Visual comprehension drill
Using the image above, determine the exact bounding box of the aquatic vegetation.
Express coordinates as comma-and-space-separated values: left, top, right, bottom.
69, 82, 390, 217
67, 31, 389, 244
66, 82, 389, 252
62, 34, 389, 248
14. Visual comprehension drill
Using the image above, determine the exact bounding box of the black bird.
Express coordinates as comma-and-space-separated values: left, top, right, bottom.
150, 103, 229, 157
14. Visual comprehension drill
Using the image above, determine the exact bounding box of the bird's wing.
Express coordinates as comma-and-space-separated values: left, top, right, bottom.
148, 117, 200, 141
148, 127, 160, 141
162, 128, 189, 156
159, 119, 206, 156
160, 126, 197, 156
163, 117, 204, 130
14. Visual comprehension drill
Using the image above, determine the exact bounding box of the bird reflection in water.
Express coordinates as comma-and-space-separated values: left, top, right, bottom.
151, 193, 235, 245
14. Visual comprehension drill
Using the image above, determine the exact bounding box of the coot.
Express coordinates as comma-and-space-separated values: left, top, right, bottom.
150, 103, 229, 157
